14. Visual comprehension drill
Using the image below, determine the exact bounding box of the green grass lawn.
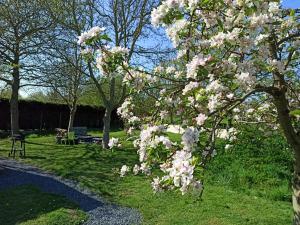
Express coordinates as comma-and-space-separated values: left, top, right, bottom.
0, 185, 87, 225
0, 131, 293, 225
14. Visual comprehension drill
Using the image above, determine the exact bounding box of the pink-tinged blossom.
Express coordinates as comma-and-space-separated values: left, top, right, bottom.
151, 177, 162, 192
140, 162, 151, 175
160, 110, 169, 120
208, 94, 221, 112
165, 150, 199, 194
186, 55, 212, 79
137, 125, 166, 162
127, 0, 299, 197
117, 98, 133, 120
182, 81, 199, 95
210, 28, 241, 47
195, 113, 207, 126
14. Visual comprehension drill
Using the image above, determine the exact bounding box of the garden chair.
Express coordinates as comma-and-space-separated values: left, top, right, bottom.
55, 128, 68, 144
9, 134, 25, 158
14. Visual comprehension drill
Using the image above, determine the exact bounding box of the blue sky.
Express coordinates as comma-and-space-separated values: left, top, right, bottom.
282, 0, 300, 8
18, 0, 300, 97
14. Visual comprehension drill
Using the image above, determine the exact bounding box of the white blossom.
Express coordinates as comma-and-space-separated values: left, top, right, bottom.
140, 162, 151, 175
186, 55, 212, 79
120, 165, 129, 177
235, 72, 256, 88
77, 26, 105, 45
182, 81, 199, 95
206, 80, 225, 93
195, 113, 207, 126
133, 164, 140, 175
151, 177, 162, 192
181, 127, 199, 151
108, 137, 120, 149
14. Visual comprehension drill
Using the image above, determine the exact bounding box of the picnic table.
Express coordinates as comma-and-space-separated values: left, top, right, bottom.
55, 127, 102, 144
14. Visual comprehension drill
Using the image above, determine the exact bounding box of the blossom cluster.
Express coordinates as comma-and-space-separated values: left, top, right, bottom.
117, 0, 299, 196
78, 27, 129, 76
108, 137, 121, 149
95, 46, 129, 76
77, 26, 105, 45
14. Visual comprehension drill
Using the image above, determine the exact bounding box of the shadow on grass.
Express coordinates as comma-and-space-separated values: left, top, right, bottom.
0, 135, 140, 200
23, 156, 47, 160
25, 141, 58, 147
0, 167, 103, 212
0, 185, 85, 225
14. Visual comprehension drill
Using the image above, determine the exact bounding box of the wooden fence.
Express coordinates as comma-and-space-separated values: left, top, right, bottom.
0, 98, 122, 131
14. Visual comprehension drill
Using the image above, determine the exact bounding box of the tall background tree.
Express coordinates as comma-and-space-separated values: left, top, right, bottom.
0, 0, 52, 135
41, 32, 86, 132
47, 0, 171, 147
85, 0, 171, 148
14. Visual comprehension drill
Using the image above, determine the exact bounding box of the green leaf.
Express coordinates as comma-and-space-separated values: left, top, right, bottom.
217, 18, 224, 31
290, 109, 300, 117
290, 9, 296, 17
100, 34, 112, 42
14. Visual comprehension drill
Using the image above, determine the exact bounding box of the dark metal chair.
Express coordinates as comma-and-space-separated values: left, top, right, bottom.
9, 134, 25, 158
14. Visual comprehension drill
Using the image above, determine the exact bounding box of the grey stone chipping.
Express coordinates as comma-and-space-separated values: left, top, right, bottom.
0, 158, 141, 225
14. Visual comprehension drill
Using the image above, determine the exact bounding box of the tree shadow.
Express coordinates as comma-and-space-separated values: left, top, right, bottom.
25, 141, 59, 147
23, 155, 47, 160
0, 167, 103, 212
0, 184, 84, 225
0, 165, 141, 225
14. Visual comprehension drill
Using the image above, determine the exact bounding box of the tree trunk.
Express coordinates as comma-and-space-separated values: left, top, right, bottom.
272, 91, 300, 225
10, 68, 20, 135
102, 107, 112, 149
68, 105, 77, 133
293, 173, 300, 225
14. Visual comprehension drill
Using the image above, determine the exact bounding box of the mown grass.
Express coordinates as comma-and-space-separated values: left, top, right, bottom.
0, 185, 87, 225
206, 125, 293, 201
0, 130, 293, 225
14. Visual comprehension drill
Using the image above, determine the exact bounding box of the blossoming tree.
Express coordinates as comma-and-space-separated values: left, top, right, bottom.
77, 0, 167, 148
78, 27, 130, 148
117, 0, 300, 223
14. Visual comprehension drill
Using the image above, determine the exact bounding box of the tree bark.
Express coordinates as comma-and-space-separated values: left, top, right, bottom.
102, 107, 112, 149
10, 67, 20, 135
68, 105, 77, 133
293, 173, 300, 225
272, 91, 300, 225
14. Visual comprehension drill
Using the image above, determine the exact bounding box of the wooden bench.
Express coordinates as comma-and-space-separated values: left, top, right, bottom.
73, 127, 102, 144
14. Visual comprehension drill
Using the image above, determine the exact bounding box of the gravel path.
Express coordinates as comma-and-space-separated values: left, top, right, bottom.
0, 158, 141, 225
